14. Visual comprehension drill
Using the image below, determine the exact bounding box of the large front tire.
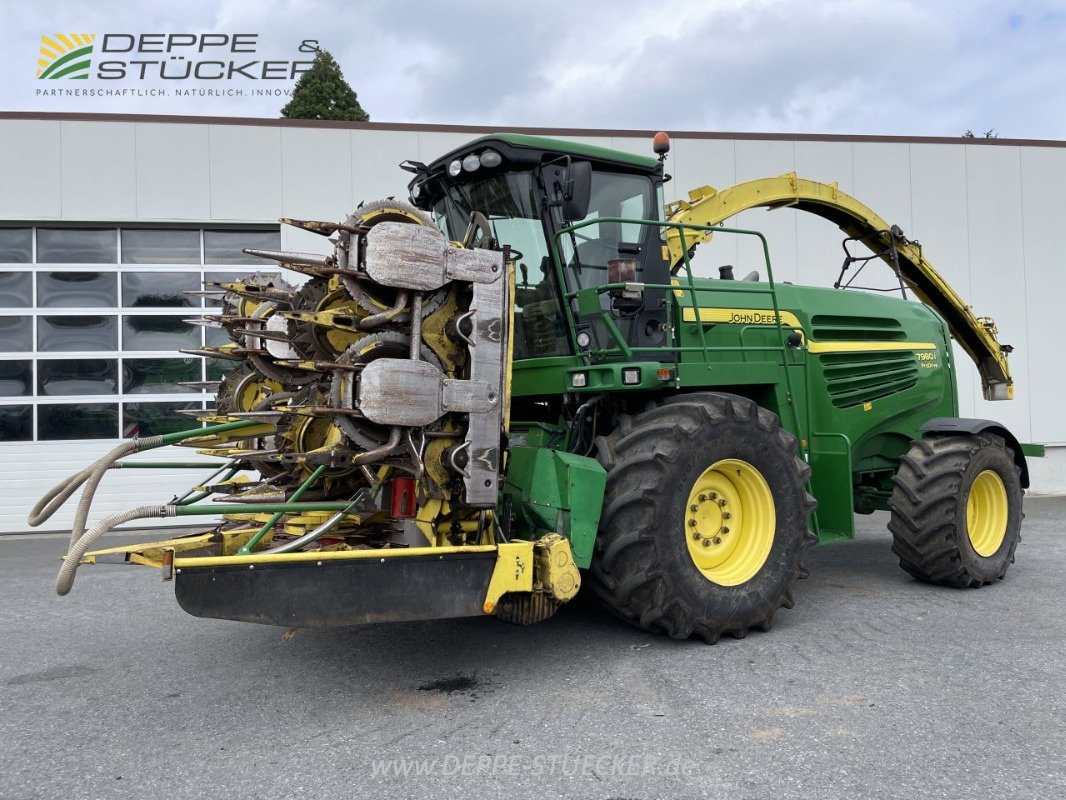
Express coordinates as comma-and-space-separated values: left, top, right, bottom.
590, 393, 816, 642
889, 433, 1023, 587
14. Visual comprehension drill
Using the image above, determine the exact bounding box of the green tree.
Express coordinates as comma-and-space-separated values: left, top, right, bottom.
281, 48, 369, 122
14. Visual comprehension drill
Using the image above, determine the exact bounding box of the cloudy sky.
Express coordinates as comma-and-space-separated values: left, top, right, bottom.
2, 0, 1063, 138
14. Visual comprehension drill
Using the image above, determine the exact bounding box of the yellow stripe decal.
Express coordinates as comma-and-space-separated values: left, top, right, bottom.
681, 307, 803, 328
678, 306, 935, 354
807, 341, 936, 354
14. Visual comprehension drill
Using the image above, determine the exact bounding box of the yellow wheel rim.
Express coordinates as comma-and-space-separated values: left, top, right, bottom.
684, 459, 776, 586
966, 469, 1008, 557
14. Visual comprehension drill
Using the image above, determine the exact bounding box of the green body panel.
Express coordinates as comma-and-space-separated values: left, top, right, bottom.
501, 446, 607, 568
510, 276, 958, 543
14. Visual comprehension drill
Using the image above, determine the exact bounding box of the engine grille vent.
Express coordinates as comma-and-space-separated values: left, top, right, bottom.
820, 351, 919, 409
811, 314, 907, 342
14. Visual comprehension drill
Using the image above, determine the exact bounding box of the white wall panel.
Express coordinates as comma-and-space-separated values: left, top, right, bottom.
279, 128, 354, 258
908, 143, 977, 418
352, 129, 422, 203
794, 141, 855, 288
733, 140, 798, 284
208, 124, 282, 221
852, 142, 913, 230
135, 123, 211, 221
668, 137, 738, 277
60, 121, 136, 220
1020, 146, 1066, 444
0, 441, 223, 533
0, 121, 62, 219
964, 145, 1032, 440
281, 128, 353, 220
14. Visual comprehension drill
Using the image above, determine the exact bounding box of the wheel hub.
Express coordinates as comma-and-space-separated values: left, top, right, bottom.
684, 459, 775, 586
966, 469, 1008, 557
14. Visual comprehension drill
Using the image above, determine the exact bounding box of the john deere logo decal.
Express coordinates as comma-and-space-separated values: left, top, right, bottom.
37, 34, 95, 80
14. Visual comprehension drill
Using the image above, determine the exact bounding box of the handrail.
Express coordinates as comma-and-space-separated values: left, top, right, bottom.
553, 216, 803, 453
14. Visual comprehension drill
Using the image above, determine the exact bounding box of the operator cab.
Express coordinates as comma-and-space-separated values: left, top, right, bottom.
404, 134, 670, 361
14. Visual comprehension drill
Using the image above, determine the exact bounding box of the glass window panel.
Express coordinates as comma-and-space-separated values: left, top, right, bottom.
205, 358, 237, 381
123, 401, 202, 437
38, 315, 118, 352
37, 271, 117, 307
0, 229, 32, 263
0, 316, 32, 351
122, 316, 199, 351
0, 405, 32, 441
121, 229, 200, 264
38, 359, 117, 396
204, 229, 280, 264
205, 324, 231, 346
0, 272, 32, 306
0, 361, 32, 397
38, 403, 118, 440
37, 228, 117, 264
123, 358, 200, 394
121, 272, 198, 308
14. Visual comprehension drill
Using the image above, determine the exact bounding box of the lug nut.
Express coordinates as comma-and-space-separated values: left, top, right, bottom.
692, 532, 702, 541
690, 504, 699, 513
723, 512, 732, 520
688, 519, 697, 527
721, 527, 730, 535
702, 539, 712, 547
712, 537, 722, 545
718, 498, 727, 507
698, 493, 709, 502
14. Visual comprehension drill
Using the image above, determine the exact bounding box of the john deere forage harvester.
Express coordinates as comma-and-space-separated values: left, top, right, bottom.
37, 132, 1041, 641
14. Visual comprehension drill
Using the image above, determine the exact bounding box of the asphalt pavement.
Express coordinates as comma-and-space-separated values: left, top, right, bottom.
1, 499, 1063, 800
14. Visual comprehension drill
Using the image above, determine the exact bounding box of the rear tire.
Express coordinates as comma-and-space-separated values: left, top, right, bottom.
590, 392, 816, 642
888, 433, 1023, 587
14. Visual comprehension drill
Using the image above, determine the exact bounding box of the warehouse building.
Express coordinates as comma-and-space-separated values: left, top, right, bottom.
0, 111, 1063, 532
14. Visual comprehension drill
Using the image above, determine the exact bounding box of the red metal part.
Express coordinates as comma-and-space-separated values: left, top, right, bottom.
388, 477, 417, 519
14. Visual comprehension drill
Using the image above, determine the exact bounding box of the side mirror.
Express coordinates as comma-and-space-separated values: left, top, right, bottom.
562, 161, 592, 222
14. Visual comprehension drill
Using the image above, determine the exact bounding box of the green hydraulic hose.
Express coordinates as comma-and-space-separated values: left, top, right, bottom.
28, 418, 263, 538
158, 419, 264, 446
235, 464, 328, 555
173, 500, 352, 516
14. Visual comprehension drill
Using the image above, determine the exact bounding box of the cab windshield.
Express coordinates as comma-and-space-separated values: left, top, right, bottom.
556, 171, 658, 290
430, 171, 569, 359
428, 167, 661, 360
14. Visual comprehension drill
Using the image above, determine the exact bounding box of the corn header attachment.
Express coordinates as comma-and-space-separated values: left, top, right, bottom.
38, 199, 579, 626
